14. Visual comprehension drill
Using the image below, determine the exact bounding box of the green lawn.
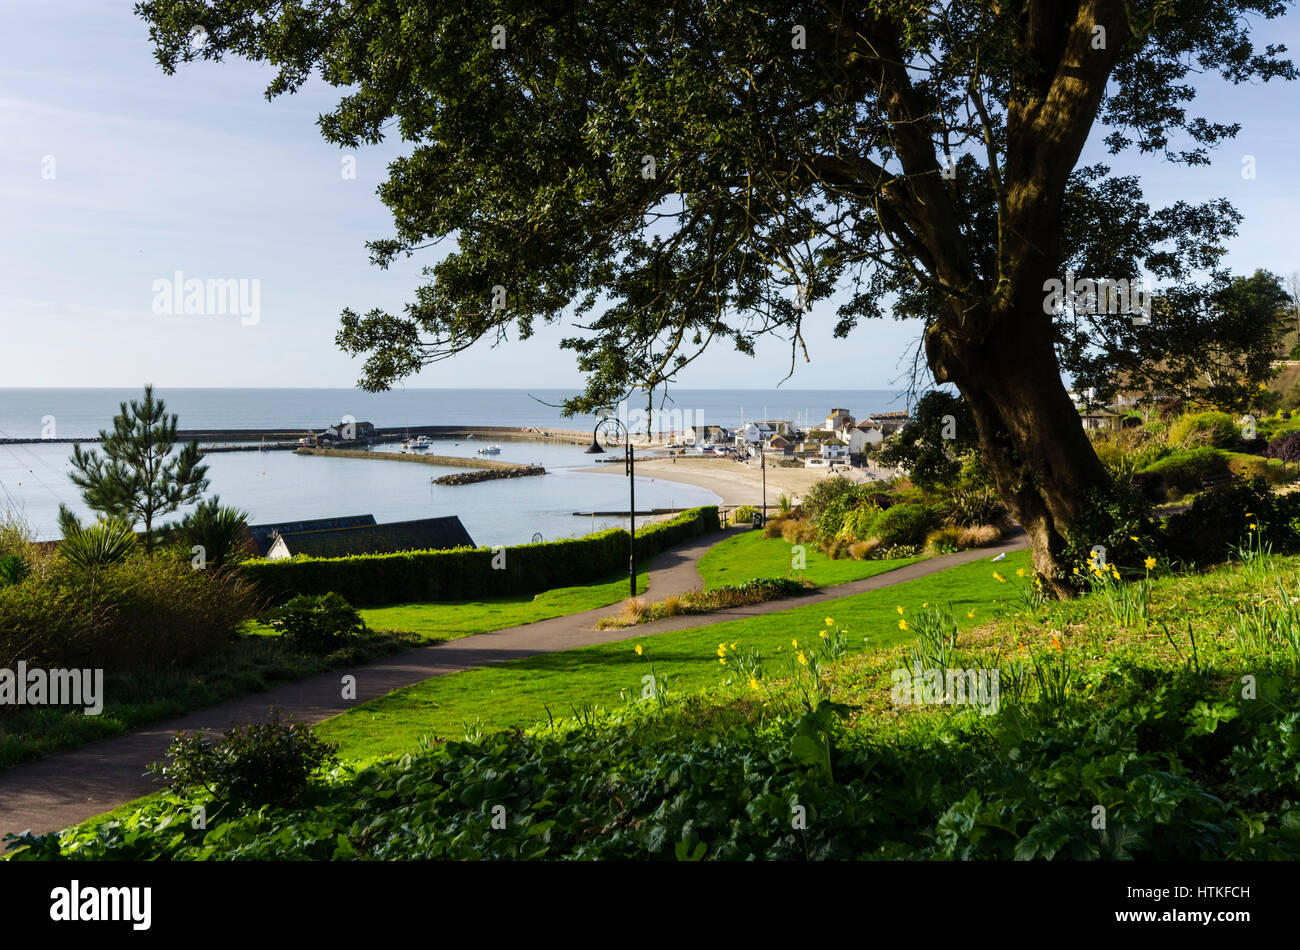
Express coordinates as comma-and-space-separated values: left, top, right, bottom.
247, 567, 653, 642
315, 548, 1033, 763
697, 528, 920, 588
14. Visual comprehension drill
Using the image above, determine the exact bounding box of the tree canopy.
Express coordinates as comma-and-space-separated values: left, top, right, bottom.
135, 0, 1297, 592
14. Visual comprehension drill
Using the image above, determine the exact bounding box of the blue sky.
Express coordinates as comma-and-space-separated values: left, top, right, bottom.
1, 1, 1297, 390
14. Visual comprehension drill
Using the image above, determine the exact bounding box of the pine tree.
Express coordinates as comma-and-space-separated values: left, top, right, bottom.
67, 385, 209, 550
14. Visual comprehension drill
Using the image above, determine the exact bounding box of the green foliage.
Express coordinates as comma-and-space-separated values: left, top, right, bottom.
869, 503, 938, 547
21, 663, 1300, 861
147, 710, 339, 811
877, 392, 980, 490
1060, 486, 1154, 581
939, 486, 1005, 528
0, 555, 28, 589
1139, 446, 1230, 492
176, 497, 252, 571
241, 507, 719, 607
269, 593, 368, 653
67, 385, 209, 548
0, 553, 256, 670
58, 518, 138, 571
1169, 410, 1238, 448
1163, 476, 1300, 567
733, 504, 757, 524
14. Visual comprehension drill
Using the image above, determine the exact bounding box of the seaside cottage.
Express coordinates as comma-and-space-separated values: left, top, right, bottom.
245, 514, 378, 557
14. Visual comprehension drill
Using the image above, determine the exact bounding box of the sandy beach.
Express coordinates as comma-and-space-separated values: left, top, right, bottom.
577, 455, 891, 508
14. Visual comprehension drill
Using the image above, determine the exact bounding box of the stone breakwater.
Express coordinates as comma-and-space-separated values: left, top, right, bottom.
295, 446, 546, 484
433, 466, 547, 485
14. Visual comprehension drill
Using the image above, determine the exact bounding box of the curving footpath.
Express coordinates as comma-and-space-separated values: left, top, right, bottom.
0, 526, 1026, 840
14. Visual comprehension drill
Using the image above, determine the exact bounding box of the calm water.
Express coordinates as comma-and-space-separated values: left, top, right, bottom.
0, 389, 905, 543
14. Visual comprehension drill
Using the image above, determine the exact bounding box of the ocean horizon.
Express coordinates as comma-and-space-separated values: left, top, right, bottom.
0, 387, 906, 543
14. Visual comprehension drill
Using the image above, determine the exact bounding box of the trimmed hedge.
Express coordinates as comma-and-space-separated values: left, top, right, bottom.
240, 507, 721, 607
1138, 447, 1229, 492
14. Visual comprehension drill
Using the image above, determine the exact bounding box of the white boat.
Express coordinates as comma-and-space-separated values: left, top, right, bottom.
476, 444, 501, 455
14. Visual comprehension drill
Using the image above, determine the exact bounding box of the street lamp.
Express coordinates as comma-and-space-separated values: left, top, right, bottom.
585, 410, 636, 598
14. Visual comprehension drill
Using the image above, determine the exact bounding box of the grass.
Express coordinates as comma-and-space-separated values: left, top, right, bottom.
313, 549, 1033, 764
697, 528, 920, 588
243, 565, 653, 641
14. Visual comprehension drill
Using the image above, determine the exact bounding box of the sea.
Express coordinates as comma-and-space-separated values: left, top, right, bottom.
0, 388, 906, 544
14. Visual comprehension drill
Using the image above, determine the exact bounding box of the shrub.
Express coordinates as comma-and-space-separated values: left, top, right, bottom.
1129, 470, 1168, 504
148, 710, 338, 810
940, 487, 1006, 527
957, 524, 1002, 548
1169, 411, 1238, 449
177, 497, 251, 571
1163, 476, 1300, 566
869, 503, 938, 547
241, 507, 720, 607
59, 518, 137, 571
763, 518, 786, 538
734, 504, 758, 524
925, 526, 964, 554
1266, 431, 1300, 463
800, 475, 859, 522
1225, 452, 1275, 483
269, 592, 367, 653
848, 540, 878, 560
0, 555, 257, 670
1139, 447, 1230, 492
0, 554, 28, 589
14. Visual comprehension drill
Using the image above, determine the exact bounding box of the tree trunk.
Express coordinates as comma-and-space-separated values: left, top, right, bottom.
927, 290, 1112, 598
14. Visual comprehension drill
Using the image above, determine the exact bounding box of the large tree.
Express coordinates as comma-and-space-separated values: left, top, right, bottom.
136, 1, 1296, 594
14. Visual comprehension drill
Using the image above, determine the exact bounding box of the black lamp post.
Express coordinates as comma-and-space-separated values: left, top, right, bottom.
585, 412, 636, 598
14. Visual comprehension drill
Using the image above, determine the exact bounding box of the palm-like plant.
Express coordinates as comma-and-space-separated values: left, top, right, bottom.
179, 497, 251, 571
59, 518, 138, 572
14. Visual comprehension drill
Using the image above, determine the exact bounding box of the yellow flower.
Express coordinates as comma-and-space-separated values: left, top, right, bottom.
1245, 512, 1255, 518
1130, 536, 1139, 542
635, 644, 643, 656
967, 609, 975, 619
1073, 567, 1080, 575
719, 657, 726, 665
896, 606, 904, 615
1249, 524, 1258, 531
1016, 568, 1025, 577
796, 652, 808, 666
819, 631, 828, 639
1050, 635, 1063, 651
731, 642, 738, 650
748, 677, 759, 690
993, 571, 1006, 583
922, 602, 928, 608
1144, 556, 1156, 570
824, 617, 834, 626
792, 638, 798, 647
898, 619, 908, 631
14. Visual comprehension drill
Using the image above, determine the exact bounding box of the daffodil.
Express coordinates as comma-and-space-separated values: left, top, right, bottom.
796, 652, 808, 666
1144, 556, 1156, 570
1050, 635, 1063, 651
635, 644, 643, 656
719, 657, 727, 665
824, 617, 834, 626
819, 631, 828, 639
792, 638, 798, 647
1129, 536, 1139, 542
896, 605, 904, 615
993, 571, 1006, 583
1073, 567, 1080, 575
748, 677, 760, 690
967, 609, 975, 619
1016, 568, 1025, 577
898, 619, 908, 631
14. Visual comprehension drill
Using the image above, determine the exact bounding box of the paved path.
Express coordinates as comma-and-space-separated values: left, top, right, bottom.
0, 527, 1026, 839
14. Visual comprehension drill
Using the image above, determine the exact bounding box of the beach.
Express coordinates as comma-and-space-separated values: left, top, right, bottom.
579, 455, 891, 508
